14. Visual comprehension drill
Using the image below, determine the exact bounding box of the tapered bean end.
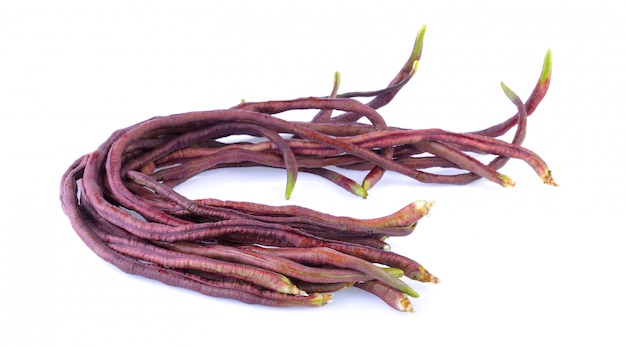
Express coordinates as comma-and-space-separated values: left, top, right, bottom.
500, 82, 520, 106
498, 173, 516, 188
352, 183, 369, 199
404, 286, 420, 298
409, 264, 440, 284
392, 25, 426, 86
361, 166, 385, 193
525, 49, 553, 115
344, 178, 367, 198
285, 172, 297, 200
540, 49, 552, 85
362, 178, 372, 192
411, 25, 427, 64
332, 71, 341, 97
406, 26, 425, 79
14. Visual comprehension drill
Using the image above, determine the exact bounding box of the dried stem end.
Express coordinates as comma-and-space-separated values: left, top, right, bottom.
498, 172, 516, 187
543, 170, 558, 186
413, 264, 441, 284
398, 295, 415, 313
310, 293, 333, 306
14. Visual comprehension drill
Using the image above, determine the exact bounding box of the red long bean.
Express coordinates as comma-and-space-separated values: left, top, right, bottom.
60, 28, 555, 311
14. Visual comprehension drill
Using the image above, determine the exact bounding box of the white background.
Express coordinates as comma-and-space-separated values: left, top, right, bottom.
2, 1, 624, 346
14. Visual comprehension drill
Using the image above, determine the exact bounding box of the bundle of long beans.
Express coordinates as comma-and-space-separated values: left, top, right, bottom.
60, 26, 555, 312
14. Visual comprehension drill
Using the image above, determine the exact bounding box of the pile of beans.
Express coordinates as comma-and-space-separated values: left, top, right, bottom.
60, 27, 555, 311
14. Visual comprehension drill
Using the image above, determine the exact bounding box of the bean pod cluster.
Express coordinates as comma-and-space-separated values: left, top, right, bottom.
60, 27, 555, 312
